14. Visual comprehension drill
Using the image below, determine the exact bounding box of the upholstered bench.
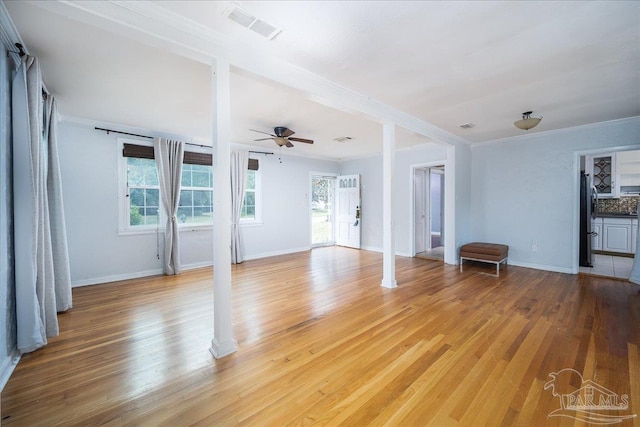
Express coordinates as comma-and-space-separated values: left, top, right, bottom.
459, 242, 509, 275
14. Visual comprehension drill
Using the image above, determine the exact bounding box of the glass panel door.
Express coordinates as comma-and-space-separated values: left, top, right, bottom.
311, 176, 335, 246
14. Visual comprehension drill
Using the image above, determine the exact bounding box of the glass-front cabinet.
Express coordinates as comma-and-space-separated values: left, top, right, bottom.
587, 153, 617, 198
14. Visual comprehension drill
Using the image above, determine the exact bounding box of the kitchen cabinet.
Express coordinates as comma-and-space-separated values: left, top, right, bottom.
617, 150, 640, 196
591, 217, 602, 250
602, 217, 633, 253
587, 154, 617, 198
632, 221, 638, 254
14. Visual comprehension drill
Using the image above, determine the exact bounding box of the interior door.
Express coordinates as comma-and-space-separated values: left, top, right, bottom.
335, 174, 361, 248
414, 169, 428, 253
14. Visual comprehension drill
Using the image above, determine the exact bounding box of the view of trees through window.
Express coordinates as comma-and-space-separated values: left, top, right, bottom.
311, 176, 334, 245
241, 170, 256, 220
179, 164, 213, 224
127, 158, 160, 226
126, 155, 257, 228
127, 158, 214, 227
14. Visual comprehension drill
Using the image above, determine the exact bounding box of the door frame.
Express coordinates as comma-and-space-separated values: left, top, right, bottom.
413, 167, 430, 253
410, 161, 447, 257
572, 144, 638, 274
429, 167, 445, 248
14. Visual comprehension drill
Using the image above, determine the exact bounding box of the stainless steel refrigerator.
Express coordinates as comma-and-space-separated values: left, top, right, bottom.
579, 172, 598, 267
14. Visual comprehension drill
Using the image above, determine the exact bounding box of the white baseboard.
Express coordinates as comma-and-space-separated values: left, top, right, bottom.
72, 268, 164, 287
508, 260, 573, 274
360, 246, 413, 258
182, 261, 213, 271
0, 349, 20, 392
243, 246, 311, 261
70, 251, 318, 288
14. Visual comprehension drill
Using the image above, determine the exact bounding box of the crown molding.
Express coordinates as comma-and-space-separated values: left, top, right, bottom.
472, 116, 640, 149
34, 0, 468, 148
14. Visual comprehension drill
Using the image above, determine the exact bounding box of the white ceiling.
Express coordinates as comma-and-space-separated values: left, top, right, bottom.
4, 0, 640, 160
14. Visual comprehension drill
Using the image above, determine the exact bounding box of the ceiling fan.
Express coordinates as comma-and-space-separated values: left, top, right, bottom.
250, 126, 314, 148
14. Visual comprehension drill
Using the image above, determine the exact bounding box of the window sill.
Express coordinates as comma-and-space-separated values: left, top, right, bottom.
118, 224, 213, 236
240, 221, 263, 228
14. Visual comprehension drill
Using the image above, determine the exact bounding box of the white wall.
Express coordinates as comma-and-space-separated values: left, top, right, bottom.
58, 120, 340, 286
471, 117, 640, 273
242, 153, 340, 259
340, 143, 450, 256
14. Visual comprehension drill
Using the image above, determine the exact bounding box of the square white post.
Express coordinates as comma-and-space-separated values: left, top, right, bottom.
381, 122, 397, 288
210, 58, 237, 358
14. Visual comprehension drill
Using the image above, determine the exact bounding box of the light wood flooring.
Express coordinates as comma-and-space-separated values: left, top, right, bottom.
2, 247, 639, 426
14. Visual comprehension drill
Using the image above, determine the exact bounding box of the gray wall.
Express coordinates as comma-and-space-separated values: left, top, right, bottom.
471, 118, 640, 272
0, 45, 17, 388
340, 143, 449, 256
58, 120, 340, 286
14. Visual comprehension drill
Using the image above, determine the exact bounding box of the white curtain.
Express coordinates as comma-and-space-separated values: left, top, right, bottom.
154, 137, 184, 275
630, 202, 640, 285
12, 55, 72, 354
230, 151, 249, 264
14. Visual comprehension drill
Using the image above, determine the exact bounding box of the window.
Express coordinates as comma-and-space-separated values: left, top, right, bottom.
240, 159, 261, 224
241, 169, 256, 220
119, 140, 260, 232
179, 164, 213, 225
127, 158, 160, 226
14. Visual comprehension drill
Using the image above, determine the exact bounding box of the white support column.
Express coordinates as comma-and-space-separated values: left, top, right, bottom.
209, 58, 237, 359
381, 122, 397, 288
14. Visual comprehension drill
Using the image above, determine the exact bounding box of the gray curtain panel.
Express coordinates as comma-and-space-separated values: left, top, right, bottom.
12, 55, 72, 354
45, 97, 72, 311
154, 137, 184, 275
230, 151, 248, 264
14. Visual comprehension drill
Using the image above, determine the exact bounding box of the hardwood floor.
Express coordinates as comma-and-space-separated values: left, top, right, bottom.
2, 247, 639, 426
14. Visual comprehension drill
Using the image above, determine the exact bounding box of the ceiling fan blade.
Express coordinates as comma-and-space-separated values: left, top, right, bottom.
285, 141, 294, 148
282, 128, 295, 137
254, 137, 274, 141
250, 129, 276, 137
288, 137, 314, 144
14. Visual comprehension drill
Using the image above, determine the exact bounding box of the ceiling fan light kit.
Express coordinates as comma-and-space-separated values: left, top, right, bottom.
514, 111, 542, 130
251, 127, 314, 148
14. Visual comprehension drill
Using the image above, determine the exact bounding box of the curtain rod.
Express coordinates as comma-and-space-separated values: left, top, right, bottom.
94, 127, 273, 155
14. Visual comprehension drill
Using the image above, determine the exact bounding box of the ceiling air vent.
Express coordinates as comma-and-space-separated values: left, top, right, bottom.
222, 2, 282, 40
459, 123, 475, 129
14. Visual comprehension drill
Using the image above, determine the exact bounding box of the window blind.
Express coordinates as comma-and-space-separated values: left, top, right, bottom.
123, 144, 259, 170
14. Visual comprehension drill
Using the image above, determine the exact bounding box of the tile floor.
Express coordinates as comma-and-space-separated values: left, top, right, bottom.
579, 254, 635, 279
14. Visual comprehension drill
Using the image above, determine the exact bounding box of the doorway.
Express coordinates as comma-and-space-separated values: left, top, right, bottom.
311, 175, 336, 246
414, 165, 445, 260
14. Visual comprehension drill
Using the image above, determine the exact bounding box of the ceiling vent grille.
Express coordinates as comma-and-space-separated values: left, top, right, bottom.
223, 2, 282, 40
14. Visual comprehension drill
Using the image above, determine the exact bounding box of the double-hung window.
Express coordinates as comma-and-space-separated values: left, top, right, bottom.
241, 159, 261, 224
127, 157, 160, 226
119, 140, 261, 232
179, 164, 213, 225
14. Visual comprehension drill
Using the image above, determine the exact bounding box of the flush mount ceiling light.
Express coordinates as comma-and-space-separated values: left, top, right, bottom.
514, 111, 542, 130
334, 136, 353, 142
222, 2, 282, 40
